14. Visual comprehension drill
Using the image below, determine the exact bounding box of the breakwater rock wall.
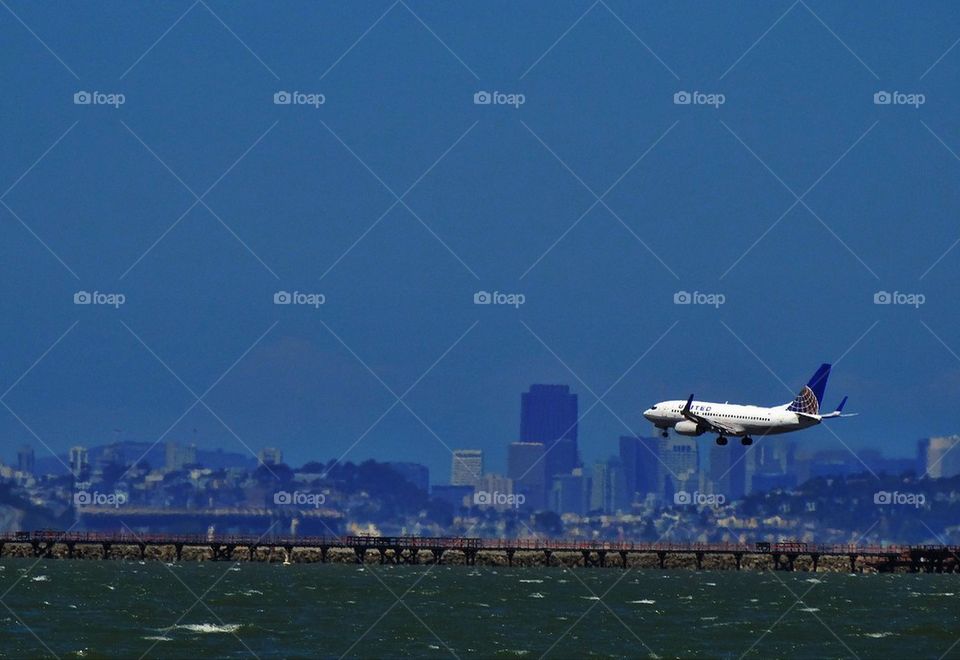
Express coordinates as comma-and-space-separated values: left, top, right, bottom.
2, 541, 955, 573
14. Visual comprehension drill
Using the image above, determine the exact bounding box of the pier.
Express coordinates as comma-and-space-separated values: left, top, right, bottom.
2, 532, 957, 573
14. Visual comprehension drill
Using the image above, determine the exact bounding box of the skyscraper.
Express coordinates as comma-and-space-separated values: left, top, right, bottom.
69, 446, 88, 477
917, 438, 930, 476
477, 473, 516, 511
17, 445, 34, 474
166, 442, 198, 472
451, 449, 483, 487
620, 435, 667, 502
258, 447, 283, 467
925, 435, 960, 478
550, 468, 590, 515
507, 442, 547, 510
619, 435, 661, 504
520, 385, 578, 478
590, 458, 627, 513
708, 442, 748, 500
659, 437, 698, 501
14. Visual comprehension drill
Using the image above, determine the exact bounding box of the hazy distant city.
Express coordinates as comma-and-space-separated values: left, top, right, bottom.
3, 383, 958, 546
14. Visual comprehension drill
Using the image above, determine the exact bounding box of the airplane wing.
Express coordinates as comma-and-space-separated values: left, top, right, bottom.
681, 394, 741, 435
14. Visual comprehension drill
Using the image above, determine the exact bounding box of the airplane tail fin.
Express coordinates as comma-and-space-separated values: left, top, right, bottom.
786, 363, 831, 415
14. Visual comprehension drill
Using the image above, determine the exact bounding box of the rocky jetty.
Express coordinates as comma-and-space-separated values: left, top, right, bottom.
3, 542, 950, 573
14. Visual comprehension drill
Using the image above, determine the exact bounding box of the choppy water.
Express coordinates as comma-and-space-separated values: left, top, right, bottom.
0, 559, 958, 658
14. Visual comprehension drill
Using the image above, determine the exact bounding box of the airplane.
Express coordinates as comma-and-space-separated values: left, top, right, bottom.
642, 363, 854, 446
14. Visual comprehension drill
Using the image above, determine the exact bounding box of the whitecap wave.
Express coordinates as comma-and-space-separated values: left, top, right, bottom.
170, 623, 242, 634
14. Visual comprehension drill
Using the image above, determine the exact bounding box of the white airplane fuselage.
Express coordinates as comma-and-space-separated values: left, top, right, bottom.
643, 400, 820, 437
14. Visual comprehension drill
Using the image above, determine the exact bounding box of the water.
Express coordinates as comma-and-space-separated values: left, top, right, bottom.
1, 559, 958, 658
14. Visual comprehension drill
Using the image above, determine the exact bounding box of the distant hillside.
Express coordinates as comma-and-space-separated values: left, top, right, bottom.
32, 441, 258, 475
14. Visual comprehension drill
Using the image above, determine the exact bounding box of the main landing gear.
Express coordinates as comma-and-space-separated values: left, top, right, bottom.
715, 436, 728, 446
741, 436, 753, 446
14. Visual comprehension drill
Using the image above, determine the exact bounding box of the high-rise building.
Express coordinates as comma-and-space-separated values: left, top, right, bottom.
521, 385, 578, 478
917, 438, 930, 476
258, 447, 283, 467
507, 442, 547, 510
590, 458, 627, 513
17, 445, 34, 474
808, 450, 859, 479
731, 438, 799, 494
386, 462, 430, 493
451, 449, 483, 487
166, 442, 198, 472
925, 435, 960, 479
98, 443, 123, 469
477, 473, 516, 511
619, 436, 661, 504
550, 468, 590, 515
660, 437, 698, 501
69, 446, 88, 477
708, 442, 749, 500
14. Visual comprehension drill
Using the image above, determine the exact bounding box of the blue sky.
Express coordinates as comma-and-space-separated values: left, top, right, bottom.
2, 1, 959, 481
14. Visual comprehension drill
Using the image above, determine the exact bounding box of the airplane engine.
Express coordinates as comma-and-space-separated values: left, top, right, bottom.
674, 420, 704, 436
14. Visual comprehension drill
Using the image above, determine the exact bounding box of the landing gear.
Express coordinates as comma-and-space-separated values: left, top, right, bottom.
741, 436, 753, 446
660, 429, 669, 438
716, 436, 728, 446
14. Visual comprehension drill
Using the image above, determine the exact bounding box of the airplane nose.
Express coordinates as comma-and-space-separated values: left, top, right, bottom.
642, 408, 653, 420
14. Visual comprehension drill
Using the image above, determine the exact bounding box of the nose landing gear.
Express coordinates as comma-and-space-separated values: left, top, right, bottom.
660, 429, 669, 438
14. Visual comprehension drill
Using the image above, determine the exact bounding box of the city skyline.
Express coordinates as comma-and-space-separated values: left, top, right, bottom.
9, 391, 951, 491
3, 3, 960, 492
4, 378, 942, 488
3, 3, 959, 657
